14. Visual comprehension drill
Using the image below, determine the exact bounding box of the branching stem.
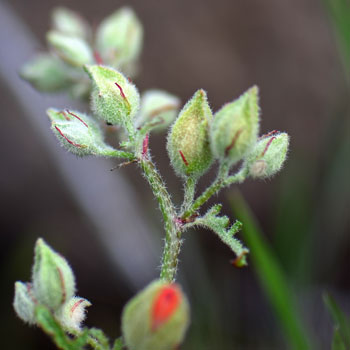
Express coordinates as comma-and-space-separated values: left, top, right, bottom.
139, 157, 181, 282
181, 164, 248, 220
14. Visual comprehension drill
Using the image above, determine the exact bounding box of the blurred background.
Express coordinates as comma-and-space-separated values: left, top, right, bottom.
1, 0, 349, 349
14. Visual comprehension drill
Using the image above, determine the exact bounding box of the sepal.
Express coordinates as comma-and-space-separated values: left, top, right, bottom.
13, 282, 36, 325
55, 296, 91, 332
47, 108, 118, 157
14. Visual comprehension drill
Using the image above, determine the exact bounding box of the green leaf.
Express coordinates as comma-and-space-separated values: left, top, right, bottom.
191, 204, 248, 266
324, 293, 350, 349
229, 190, 313, 350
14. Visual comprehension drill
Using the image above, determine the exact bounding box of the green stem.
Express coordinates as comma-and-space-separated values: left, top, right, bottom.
180, 176, 196, 214
140, 157, 181, 282
181, 165, 248, 220
181, 163, 229, 219
223, 166, 248, 186
103, 149, 135, 160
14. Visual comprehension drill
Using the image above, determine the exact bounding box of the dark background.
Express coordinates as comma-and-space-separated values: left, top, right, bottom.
1, 0, 349, 349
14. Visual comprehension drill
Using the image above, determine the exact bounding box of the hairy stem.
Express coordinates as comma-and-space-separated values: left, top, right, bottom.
182, 164, 248, 220
180, 176, 196, 214
139, 157, 181, 282
103, 149, 136, 160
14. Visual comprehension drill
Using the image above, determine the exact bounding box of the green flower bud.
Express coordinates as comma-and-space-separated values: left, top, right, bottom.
47, 108, 117, 157
84, 65, 140, 130
47, 31, 93, 67
210, 86, 260, 166
122, 280, 190, 350
245, 131, 289, 179
20, 54, 71, 92
13, 282, 36, 325
51, 7, 89, 38
56, 296, 91, 333
167, 89, 213, 179
96, 7, 143, 69
135, 90, 180, 132
32, 238, 76, 311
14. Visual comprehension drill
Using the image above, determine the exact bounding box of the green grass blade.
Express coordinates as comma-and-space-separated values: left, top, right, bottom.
324, 293, 350, 348
323, 0, 350, 75
229, 190, 313, 350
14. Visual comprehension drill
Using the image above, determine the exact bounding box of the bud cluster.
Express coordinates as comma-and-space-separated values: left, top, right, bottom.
167, 86, 289, 180
13, 239, 90, 333
20, 6, 143, 99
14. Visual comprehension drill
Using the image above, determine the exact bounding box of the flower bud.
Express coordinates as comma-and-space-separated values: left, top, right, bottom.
245, 132, 290, 178
47, 108, 117, 157
167, 89, 213, 179
122, 280, 190, 350
84, 65, 140, 129
96, 7, 143, 69
13, 282, 36, 325
135, 90, 180, 132
32, 238, 76, 311
210, 86, 260, 166
51, 7, 89, 38
47, 31, 93, 67
20, 54, 71, 92
56, 296, 91, 332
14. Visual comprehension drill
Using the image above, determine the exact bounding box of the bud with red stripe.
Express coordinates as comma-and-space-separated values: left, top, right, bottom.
122, 280, 190, 350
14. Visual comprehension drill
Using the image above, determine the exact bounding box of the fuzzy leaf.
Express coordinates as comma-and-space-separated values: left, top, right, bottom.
193, 205, 248, 266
